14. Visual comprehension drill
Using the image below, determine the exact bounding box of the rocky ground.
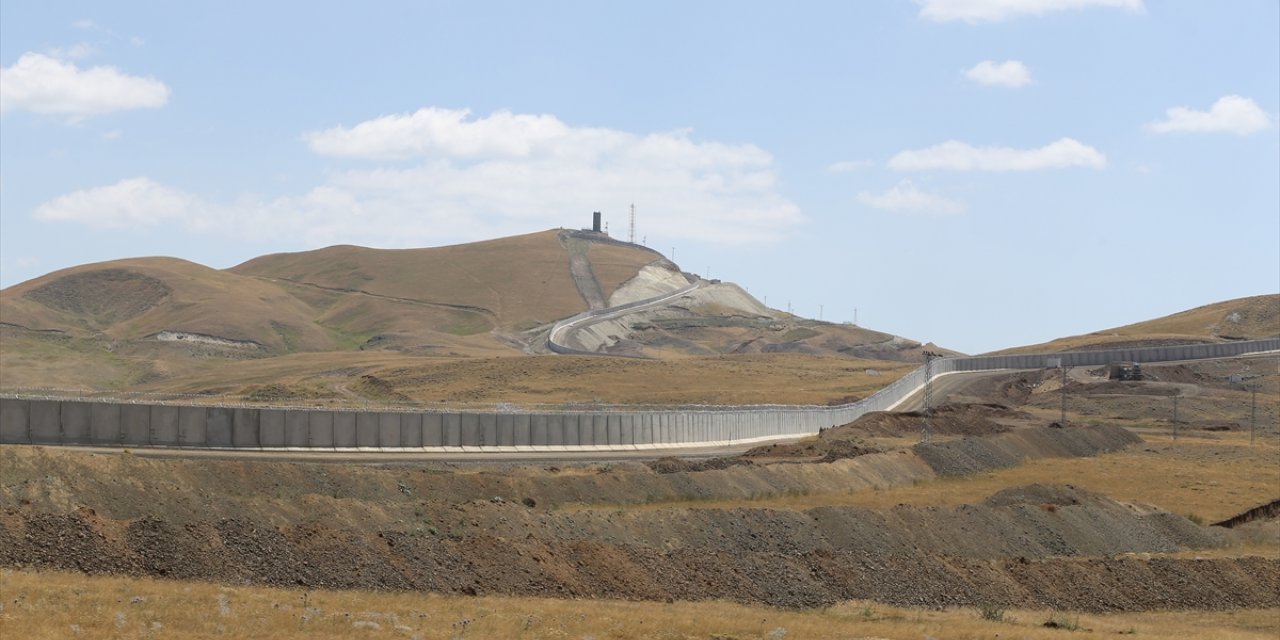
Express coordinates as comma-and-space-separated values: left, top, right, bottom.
2, 416, 1277, 613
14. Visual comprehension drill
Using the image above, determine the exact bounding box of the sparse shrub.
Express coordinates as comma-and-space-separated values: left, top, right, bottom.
1040, 503, 1058, 513
1043, 611, 1082, 630
1186, 513, 1205, 525
767, 628, 788, 640
978, 604, 1005, 622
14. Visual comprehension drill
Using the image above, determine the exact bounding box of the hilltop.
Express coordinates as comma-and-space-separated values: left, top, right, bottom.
997, 294, 1279, 354
0, 229, 924, 404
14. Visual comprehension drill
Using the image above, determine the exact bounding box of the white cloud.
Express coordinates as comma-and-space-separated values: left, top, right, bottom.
889, 138, 1106, 171
1145, 95, 1273, 136
0, 52, 169, 121
857, 181, 965, 215
101, 128, 122, 140
965, 60, 1031, 87
72, 19, 99, 30
917, 0, 1143, 23
35, 108, 806, 247
34, 178, 197, 228
827, 160, 874, 173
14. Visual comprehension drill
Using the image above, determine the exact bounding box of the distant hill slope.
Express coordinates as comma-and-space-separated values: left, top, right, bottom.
2, 257, 334, 352
0, 228, 931, 400
230, 230, 662, 330
999, 294, 1280, 354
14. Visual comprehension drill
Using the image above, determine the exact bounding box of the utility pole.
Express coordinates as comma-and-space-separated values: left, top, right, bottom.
1172, 394, 1179, 441
1250, 386, 1258, 445
921, 350, 944, 443
819, 304, 823, 321
628, 204, 636, 244
1059, 364, 1068, 426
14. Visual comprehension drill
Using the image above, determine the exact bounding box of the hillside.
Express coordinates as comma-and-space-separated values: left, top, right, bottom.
0, 229, 927, 403
998, 294, 1279, 354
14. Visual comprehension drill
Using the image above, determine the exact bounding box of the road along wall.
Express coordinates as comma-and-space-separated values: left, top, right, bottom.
1, 339, 1275, 452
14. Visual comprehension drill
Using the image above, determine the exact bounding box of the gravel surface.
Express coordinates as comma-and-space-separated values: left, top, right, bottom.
2, 424, 1274, 613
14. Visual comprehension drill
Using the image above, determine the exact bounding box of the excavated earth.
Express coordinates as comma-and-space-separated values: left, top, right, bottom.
2, 420, 1278, 612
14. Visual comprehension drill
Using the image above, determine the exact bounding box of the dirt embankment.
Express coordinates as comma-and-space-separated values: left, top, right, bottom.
3, 425, 1274, 612
2, 480, 1268, 612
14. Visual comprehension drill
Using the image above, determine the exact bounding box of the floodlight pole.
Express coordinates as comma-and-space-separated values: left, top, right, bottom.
921, 350, 944, 443
1250, 386, 1257, 445
1060, 364, 1068, 426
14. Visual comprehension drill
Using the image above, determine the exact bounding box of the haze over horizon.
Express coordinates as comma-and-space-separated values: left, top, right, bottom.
2, 1, 1277, 354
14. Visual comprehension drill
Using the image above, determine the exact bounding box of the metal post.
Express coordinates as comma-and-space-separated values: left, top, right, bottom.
1172, 395, 1179, 441
1060, 365, 1068, 426
1250, 387, 1257, 445
921, 350, 944, 443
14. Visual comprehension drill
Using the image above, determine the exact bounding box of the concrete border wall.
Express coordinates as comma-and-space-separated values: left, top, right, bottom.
2, 339, 1275, 451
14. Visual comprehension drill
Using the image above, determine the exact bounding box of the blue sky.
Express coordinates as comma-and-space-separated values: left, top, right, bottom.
2, 0, 1277, 354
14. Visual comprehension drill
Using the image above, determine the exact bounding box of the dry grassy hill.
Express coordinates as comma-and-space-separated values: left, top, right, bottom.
0, 229, 929, 403
998, 294, 1279, 354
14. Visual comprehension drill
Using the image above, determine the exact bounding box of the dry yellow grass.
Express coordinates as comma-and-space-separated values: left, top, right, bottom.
24, 351, 907, 408
2, 569, 1276, 639
997, 294, 1279, 354
578, 434, 1280, 523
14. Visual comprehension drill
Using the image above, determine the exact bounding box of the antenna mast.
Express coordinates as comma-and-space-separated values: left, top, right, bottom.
628, 203, 636, 244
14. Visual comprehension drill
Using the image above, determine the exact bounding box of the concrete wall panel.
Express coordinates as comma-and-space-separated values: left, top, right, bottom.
150, 405, 180, 446
29, 400, 61, 444
309, 411, 334, 448
333, 412, 357, 448
460, 413, 480, 447
591, 414, 607, 446
479, 414, 497, 447
231, 408, 259, 448
530, 414, 548, 447
607, 414, 622, 446
178, 406, 207, 447
547, 414, 565, 446
444, 413, 461, 447
0, 398, 30, 444
284, 411, 309, 447
497, 414, 515, 447
356, 413, 379, 448
90, 402, 122, 445
260, 410, 285, 448
424, 413, 444, 447
206, 407, 232, 447
399, 413, 422, 448
122, 404, 150, 445
378, 413, 400, 449
513, 414, 530, 447
62, 402, 91, 442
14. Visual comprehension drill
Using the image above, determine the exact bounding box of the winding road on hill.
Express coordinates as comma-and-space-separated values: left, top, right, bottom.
546, 280, 702, 355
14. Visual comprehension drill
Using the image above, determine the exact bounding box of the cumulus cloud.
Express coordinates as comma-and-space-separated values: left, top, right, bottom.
965, 60, 1031, 87
889, 138, 1106, 171
1146, 95, 1273, 136
857, 181, 965, 215
35, 108, 806, 247
0, 52, 169, 120
917, 0, 1143, 23
34, 178, 197, 228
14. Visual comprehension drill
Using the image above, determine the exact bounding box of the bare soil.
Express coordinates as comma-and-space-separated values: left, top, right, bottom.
3, 420, 1276, 612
